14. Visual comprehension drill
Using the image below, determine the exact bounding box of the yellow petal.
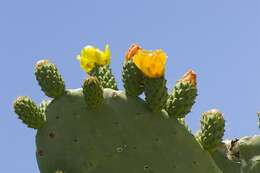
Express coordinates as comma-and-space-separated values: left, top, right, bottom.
77, 44, 111, 73
77, 54, 95, 73
81, 46, 99, 63
98, 44, 110, 65
133, 49, 167, 78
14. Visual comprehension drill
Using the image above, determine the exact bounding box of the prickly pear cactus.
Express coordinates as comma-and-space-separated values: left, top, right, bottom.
13, 43, 260, 173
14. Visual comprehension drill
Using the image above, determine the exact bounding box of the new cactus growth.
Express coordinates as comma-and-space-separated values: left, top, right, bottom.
35, 60, 65, 98
83, 76, 104, 109
90, 65, 118, 90
196, 109, 225, 152
12, 44, 260, 173
13, 96, 46, 129
165, 69, 197, 118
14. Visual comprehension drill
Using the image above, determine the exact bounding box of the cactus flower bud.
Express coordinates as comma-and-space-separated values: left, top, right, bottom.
179, 69, 197, 87
125, 43, 142, 61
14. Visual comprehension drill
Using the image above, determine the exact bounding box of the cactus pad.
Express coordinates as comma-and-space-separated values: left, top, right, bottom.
12, 44, 260, 173
35, 88, 222, 173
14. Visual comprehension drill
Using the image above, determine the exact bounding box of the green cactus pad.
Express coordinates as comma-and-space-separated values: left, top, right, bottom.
90, 65, 118, 90
82, 77, 104, 109
215, 136, 260, 173
35, 60, 65, 98
13, 96, 46, 129
165, 81, 197, 118
242, 155, 260, 173
239, 136, 260, 162
122, 60, 144, 96
144, 77, 168, 112
36, 88, 222, 173
196, 109, 225, 152
211, 141, 241, 173
177, 118, 192, 133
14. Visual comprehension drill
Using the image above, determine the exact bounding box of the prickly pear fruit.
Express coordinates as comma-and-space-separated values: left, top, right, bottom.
144, 77, 168, 112
122, 60, 144, 96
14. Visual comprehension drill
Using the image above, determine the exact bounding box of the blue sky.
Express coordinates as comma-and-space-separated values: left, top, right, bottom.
1, 0, 260, 172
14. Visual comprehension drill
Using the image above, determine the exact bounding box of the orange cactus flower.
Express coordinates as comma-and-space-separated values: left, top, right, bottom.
132, 49, 167, 78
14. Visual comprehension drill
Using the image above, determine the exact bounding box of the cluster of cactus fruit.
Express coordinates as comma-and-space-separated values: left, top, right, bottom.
13, 44, 260, 173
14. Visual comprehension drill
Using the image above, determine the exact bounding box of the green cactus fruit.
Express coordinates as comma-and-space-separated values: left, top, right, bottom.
35, 60, 65, 98
90, 65, 118, 90
13, 96, 46, 129
36, 88, 222, 173
165, 70, 197, 118
196, 109, 225, 152
122, 60, 144, 96
82, 77, 104, 109
144, 77, 168, 112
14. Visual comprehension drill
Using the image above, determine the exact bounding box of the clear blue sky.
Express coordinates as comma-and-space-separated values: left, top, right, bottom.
1, 0, 260, 172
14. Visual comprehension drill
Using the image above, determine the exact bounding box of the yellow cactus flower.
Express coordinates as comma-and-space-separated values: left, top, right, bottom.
133, 49, 167, 78
77, 44, 111, 73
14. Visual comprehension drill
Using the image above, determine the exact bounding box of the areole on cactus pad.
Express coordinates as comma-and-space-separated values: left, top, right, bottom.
13, 43, 260, 173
